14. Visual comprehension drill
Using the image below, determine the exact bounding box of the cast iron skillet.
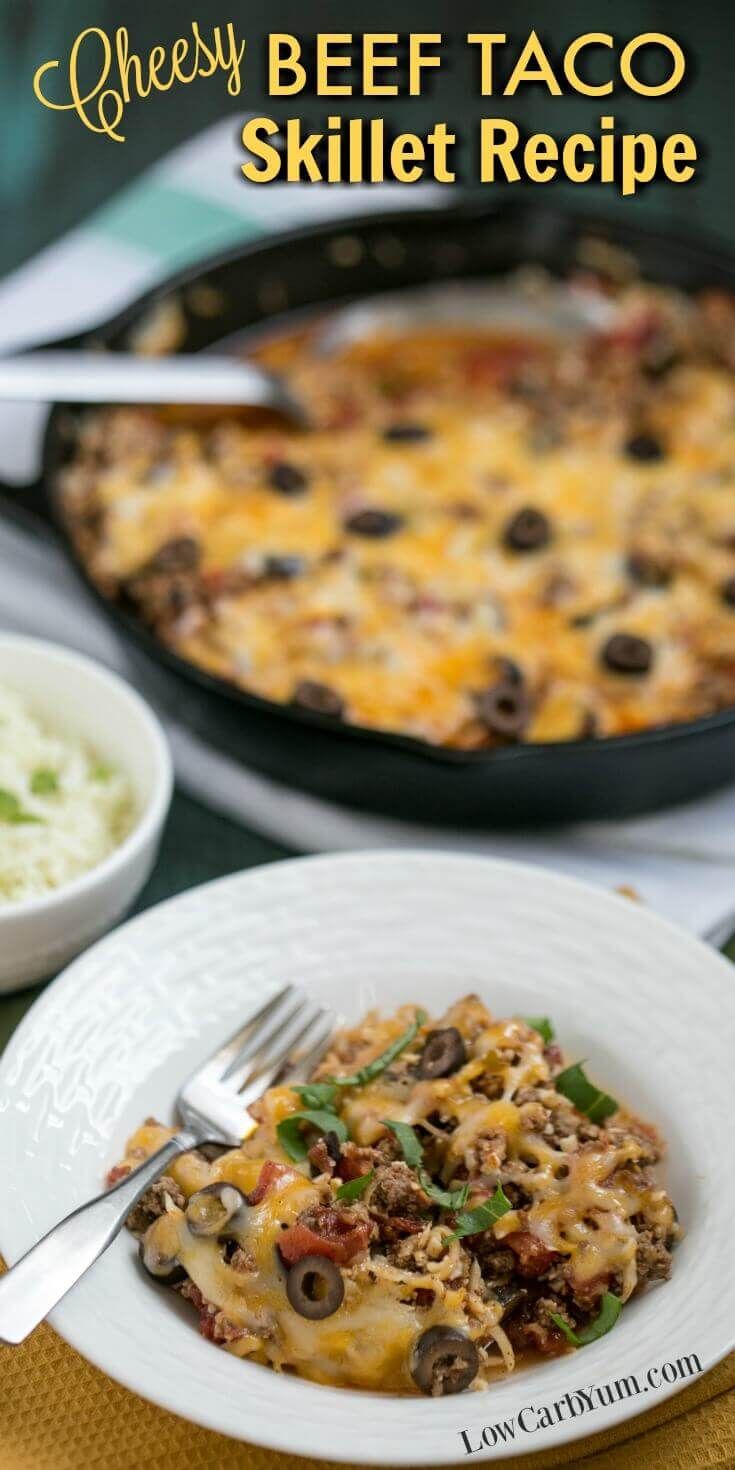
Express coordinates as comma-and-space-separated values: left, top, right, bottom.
1, 197, 735, 826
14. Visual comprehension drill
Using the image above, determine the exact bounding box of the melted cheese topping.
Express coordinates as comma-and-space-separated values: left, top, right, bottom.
62, 277, 735, 748
118, 996, 679, 1392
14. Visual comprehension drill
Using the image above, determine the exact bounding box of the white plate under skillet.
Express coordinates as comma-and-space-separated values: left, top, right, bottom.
0, 852, 733, 1465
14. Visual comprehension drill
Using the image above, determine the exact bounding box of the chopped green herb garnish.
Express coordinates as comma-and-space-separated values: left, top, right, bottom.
330, 1010, 426, 1090
276, 1108, 349, 1163
0, 789, 43, 825
292, 1081, 338, 1110
555, 1062, 618, 1123
335, 1170, 374, 1202
382, 1119, 423, 1170
382, 1120, 470, 1210
550, 1292, 622, 1346
450, 1184, 513, 1240
30, 768, 59, 795
91, 761, 114, 782
421, 1177, 470, 1210
521, 1016, 555, 1044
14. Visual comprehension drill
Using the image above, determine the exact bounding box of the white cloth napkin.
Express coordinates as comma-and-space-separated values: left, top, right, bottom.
0, 120, 733, 939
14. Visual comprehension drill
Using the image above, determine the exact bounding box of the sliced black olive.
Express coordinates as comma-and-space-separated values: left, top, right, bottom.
417, 1027, 467, 1079
291, 680, 345, 719
344, 509, 405, 538
490, 655, 524, 686
185, 1182, 246, 1237
262, 554, 305, 580
624, 432, 665, 462
601, 632, 653, 676
721, 576, 735, 608
382, 424, 432, 443
503, 507, 552, 553
410, 1326, 480, 1396
268, 461, 309, 496
286, 1254, 344, 1320
626, 552, 671, 588
139, 1218, 186, 1286
475, 680, 531, 740
145, 536, 201, 575
493, 1282, 527, 1316
323, 1130, 343, 1164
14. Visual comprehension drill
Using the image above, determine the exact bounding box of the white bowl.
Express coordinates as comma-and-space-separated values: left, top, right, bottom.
0, 852, 732, 1463
0, 635, 172, 991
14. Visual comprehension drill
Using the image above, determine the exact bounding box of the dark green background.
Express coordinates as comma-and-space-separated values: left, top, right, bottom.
1, 1, 732, 277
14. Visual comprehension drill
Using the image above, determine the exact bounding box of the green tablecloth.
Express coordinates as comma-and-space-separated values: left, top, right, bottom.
0, 791, 292, 1051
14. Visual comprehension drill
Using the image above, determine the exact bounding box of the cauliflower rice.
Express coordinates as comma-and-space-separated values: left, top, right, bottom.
0, 684, 135, 904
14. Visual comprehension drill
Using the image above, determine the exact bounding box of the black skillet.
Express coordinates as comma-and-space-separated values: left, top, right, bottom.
1, 197, 734, 826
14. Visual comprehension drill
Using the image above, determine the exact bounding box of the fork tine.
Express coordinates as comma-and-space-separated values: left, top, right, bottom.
238, 1007, 333, 1102
272, 1015, 334, 1087
196, 984, 298, 1085
219, 990, 306, 1082
228, 999, 325, 1094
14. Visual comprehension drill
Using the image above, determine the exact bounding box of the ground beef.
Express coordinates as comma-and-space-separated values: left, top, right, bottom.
635, 1229, 673, 1286
466, 1242, 517, 1284
518, 1101, 550, 1132
223, 1241, 257, 1273
369, 1162, 430, 1223
308, 1134, 338, 1177
335, 1136, 398, 1182
179, 1280, 250, 1344
125, 1176, 186, 1235
473, 1130, 508, 1170
470, 1072, 505, 1100
606, 1121, 662, 1166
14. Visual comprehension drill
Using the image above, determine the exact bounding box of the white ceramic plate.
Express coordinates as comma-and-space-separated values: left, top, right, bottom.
0, 852, 733, 1465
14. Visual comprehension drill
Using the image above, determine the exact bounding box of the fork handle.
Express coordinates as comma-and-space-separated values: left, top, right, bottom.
0, 1129, 200, 1344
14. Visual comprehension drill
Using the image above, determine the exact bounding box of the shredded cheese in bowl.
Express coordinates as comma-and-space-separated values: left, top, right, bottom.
0, 684, 135, 905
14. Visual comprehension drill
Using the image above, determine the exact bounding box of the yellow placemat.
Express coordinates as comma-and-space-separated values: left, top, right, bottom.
0, 1302, 732, 1470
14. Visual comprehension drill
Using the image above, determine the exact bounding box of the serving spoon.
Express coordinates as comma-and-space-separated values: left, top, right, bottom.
0, 350, 307, 424
0, 280, 606, 425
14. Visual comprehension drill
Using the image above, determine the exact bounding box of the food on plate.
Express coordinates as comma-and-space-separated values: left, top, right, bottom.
112, 996, 680, 1394
61, 269, 735, 748
0, 683, 133, 903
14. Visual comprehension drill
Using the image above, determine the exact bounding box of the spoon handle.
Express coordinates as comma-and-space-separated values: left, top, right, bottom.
0, 350, 303, 418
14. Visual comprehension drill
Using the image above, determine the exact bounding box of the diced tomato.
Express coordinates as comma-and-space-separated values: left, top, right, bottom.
505, 1230, 560, 1278
461, 338, 538, 387
570, 1271, 612, 1310
279, 1207, 373, 1265
106, 1163, 132, 1186
335, 1143, 375, 1182
246, 1159, 298, 1206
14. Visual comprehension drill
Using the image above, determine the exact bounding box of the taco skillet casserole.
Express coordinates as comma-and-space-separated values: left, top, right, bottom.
61, 268, 735, 748
111, 997, 680, 1395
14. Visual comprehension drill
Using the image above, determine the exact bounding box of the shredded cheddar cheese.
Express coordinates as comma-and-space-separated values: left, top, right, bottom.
113, 995, 680, 1394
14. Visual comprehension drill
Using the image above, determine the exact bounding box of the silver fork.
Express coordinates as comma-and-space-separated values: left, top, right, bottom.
0, 984, 333, 1345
